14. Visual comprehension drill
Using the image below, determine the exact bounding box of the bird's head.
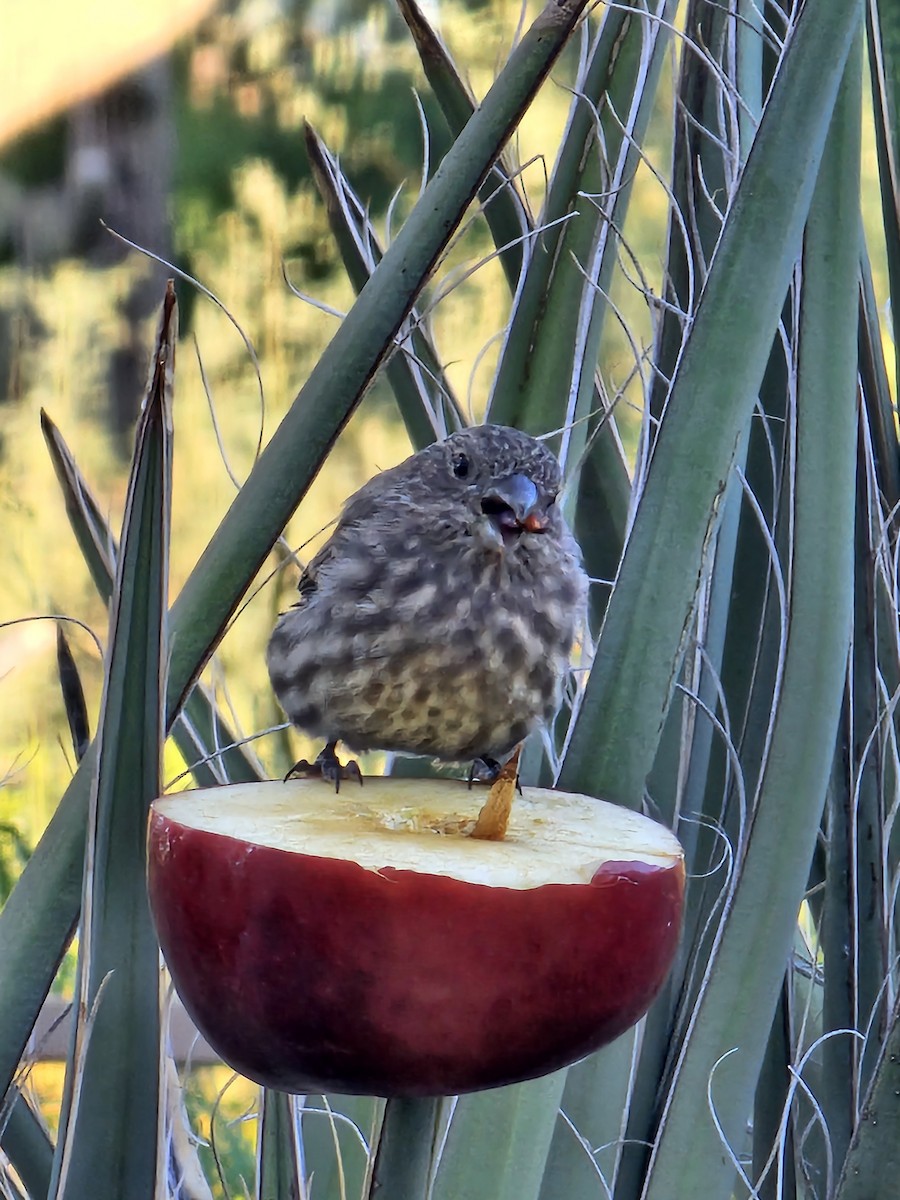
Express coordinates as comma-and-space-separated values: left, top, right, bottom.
412, 425, 564, 552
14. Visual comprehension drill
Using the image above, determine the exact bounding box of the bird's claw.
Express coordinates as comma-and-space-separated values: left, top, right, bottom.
284, 743, 363, 794
467, 756, 502, 789
467, 754, 524, 794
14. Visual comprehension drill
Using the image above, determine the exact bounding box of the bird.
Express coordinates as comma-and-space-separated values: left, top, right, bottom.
266, 424, 588, 787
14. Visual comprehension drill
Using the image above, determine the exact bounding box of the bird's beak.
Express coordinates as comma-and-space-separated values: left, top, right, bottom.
481, 473, 550, 535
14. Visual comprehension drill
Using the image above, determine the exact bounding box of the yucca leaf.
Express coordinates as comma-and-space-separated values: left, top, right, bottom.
571, 448, 631, 635
492, 1, 674, 447
617, 7, 767, 1187
828, 433, 886, 1115
537, 1030, 634, 1200
257, 1091, 301, 1200
41, 411, 263, 788
50, 283, 175, 1198
640, 0, 764, 986
819, 748, 855, 1184
641, 34, 861, 1198
490, 5, 633, 428
751, 984, 796, 1200
304, 121, 465, 448
1, 1091, 53, 1200
396, 0, 530, 291
296, 1095, 377, 1200
557, 0, 862, 804
55, 626, 89, 764
649, 0, 739, 417
834, 994, 900, 1199
41, 412, 117, 602
170, 684, 265, 788
432, 1074, 566, 1200
818, 252, 900, 1160
0, 748, 89, 1096
670, 323, 791, 1032
367, 1098, 445, 1199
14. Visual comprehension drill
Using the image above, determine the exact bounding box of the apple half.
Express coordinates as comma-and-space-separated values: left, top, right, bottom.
147, 778, 683, 1097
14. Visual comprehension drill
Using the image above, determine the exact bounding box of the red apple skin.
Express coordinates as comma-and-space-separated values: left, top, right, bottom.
148, 812, 683, 1097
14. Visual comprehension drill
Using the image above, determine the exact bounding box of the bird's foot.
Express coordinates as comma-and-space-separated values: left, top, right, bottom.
284, 742, 363, 794
468, 756, 502, 788
467, 753, 524, 794
468, 756, 516, 790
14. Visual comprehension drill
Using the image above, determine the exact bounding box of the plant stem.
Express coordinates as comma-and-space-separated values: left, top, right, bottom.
368, 1097, 444, 1200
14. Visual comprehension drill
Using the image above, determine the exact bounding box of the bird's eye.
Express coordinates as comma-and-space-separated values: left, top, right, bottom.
452, 453, 470, 479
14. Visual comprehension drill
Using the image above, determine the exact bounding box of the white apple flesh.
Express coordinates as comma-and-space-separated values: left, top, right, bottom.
148, 779, 684, 1097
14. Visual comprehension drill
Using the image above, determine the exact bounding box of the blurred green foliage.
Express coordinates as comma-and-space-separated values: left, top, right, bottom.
0, 821, 30, 903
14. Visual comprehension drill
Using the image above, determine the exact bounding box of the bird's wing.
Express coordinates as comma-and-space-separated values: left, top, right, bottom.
293, 536, 339, 603
295, 564, 318, 601
291, 466, 414, 604
291, 486, 379, 603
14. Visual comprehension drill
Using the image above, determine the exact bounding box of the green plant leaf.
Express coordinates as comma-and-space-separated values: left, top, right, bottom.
491, 0, 673, 444
819, 397, 887, 1171
40, 410, 263, 788
257, 1090, 301, 1200
751, 983, 796, 1200
303, 121, 465, 449
617, 6, 767, 1187
40, 411, 115, 605
1, 1090, 53, 1200
297, 1094, 377, 1200
537, 1029, 635, 1200
641, 33, 861, 1198
432, 1073, 567, 1200
368, 1098, 445, 1200
0, 752, 90, 1100
834, 995, 900, 1198
49, 283, 176, 1198
396, 0, 530, 291
557, 0, 863, 805
55, 626, 89, 764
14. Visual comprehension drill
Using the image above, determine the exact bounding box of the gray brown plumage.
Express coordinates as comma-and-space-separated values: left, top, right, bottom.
267, 424, 587, 777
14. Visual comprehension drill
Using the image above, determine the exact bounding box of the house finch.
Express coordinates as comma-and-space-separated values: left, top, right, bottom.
267, 424, 588, 785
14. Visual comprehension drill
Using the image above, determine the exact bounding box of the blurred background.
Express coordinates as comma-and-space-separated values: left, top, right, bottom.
0, 1, 886, 1185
